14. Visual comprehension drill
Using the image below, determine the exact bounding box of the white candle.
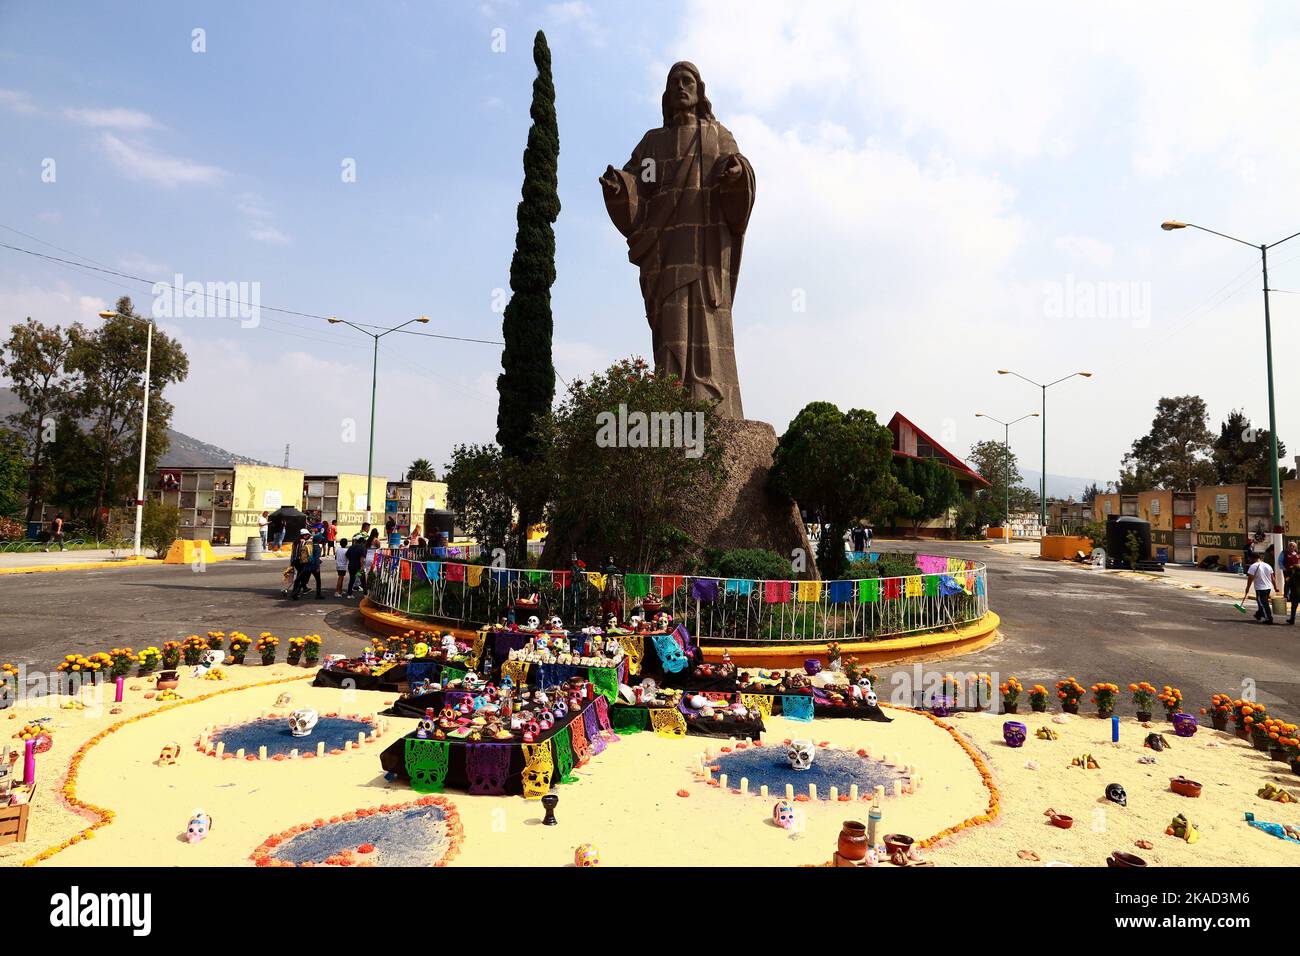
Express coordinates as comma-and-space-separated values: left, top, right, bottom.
317, 741, 325, 757
849, 784, 859, 801
759, 784, 769, 798
785, 783, 795, 800
358, 731, 367, 748
892, 780, 902, 798
874, 784, 885, 802
258, 745, 267, 761
809, 783, 817, 800
215, 742, 225, 758
718, 773, 728, 789
740, 777, 749, 795
829, 786, 838, 801
235, 748, 245, 760
289, 748, 298, 760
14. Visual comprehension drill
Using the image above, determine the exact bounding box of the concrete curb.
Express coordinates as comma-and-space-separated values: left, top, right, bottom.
0, 552, 250, 576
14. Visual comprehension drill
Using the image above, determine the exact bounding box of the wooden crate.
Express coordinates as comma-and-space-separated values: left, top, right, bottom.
0, 803, 29, 845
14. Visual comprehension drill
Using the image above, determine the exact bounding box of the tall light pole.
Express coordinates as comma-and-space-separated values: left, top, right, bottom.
326, 315, 429, 525
975, 411, 1039, 539
100, 309, 152, 558
1162, 220, 1299, 598
996, 369, 1092, 533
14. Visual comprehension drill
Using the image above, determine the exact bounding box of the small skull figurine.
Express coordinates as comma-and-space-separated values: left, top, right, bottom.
440, 633, 458, 656
186, 809, 213, 844
1105, 782, 1127, 807
201, 649, 225, 668
1003, 721, 1027, 748
158, 742, 181, 765
772, 799, 801, 830
548, 616, 564, 631
288, 708, 319, 737
273, 692, 294, 709
786, 739, 815, 771
865, 685, 878, 708
574, 843, 600, 867
417, 708, 436, 739
525, 615, 541, 631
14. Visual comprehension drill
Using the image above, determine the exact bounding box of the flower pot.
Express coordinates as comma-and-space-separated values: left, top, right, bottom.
287, 653, 303, 666
1004, 703, 1019, 714
1210, 713, 1227, 731
1135, 711, 1152, 722
155, 671, 180, 692
1107, 850, 1147, 868
883, 833, 913, 856
1291, 758, 1300, 777
229, 652, 247, 665
1170, 776, 1202, 798
260, 655, 276, 666
1270, 748, 1289, 763
1030, 701, 1047, 713
1236, 726, 1251, 740
837, 821, 869, 862
1253, 736, 1271, 752
1062, 702, 1079, 714
1097, 707, 1114, 720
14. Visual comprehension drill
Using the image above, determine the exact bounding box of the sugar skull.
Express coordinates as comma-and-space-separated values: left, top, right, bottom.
1172, 713, 1198, 738
803, 658, 823, 676
201, 649, 225, 668
440, 633, 457, 655
574, 843, 600, 867
525, 615, 540, 631
288, 708, 319, 737
273, 692, 294, 709
413, 641, 429, 658
772, 799, 801, 830
548, 616, 564, 631
417, 708, 436, 739
787, 739, 815, 771
186, 809, 212, 844
158, 742, 181, 765
1003, 721, 1027, 748
1105, 782, 1127, 807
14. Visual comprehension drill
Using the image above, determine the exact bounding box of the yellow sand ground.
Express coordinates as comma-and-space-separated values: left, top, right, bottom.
4, 670, 1298, 867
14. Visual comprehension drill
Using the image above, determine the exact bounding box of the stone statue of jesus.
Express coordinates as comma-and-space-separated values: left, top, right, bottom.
599, 61, 754, 418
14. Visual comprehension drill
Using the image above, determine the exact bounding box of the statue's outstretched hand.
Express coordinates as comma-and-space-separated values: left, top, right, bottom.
721, 155, 743, 181
599, 165, 622, 194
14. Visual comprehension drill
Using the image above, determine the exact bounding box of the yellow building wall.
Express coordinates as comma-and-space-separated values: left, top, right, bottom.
336, 473, 388, 539
1093, 493, 1120, 522
1194, 484, 1248, 565
408, 480, 448, 523
1283, 479, 1300, 536
230, 465, 305, 543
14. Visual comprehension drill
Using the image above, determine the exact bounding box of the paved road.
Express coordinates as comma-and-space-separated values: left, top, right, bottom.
1, 542, 1297, 717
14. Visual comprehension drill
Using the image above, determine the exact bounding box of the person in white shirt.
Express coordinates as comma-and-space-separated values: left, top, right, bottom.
333, 536, 350, 596
258, 511, 269, 550
1243, 556, 1276, 624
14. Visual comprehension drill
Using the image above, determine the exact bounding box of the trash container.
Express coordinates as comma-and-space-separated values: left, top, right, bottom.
245, 535, 264, 561
1105, 515, 1151, 569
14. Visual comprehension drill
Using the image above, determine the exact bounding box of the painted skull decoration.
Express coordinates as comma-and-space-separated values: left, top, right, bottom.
574, 843, 600, 867
1003, 721, 1027, 748
526, 615, 541, 631
158, 742, 181, 765
772, 799, 801, 830
1105, 782, 1127, 807
548, 616, 564, 631
787, 739, 815, 771
186, 809, 212, 844
417, 708, 436, 739
288, 708, 319, 737
201, 649, 225, 668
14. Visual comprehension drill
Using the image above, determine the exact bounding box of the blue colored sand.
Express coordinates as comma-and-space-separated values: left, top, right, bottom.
270, 805, 452, 866
212, 716, 373, 756
714, 746, 905, 798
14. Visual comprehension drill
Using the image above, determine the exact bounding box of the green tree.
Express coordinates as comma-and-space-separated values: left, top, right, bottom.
769, 401, 911, 580
141, 498, 181, 558
0, 317, 74, 521
66, 297, 189, 534
545, 358, 725, 572
444, 443, 517, 558
496, 29, 560, 564
1120, 395, 1216, 491
1212, 409, 1292, 485
406, 458, 437, 482
0, 428, 27, 519
892, 456, 961, 534
966, 438, 1038, 514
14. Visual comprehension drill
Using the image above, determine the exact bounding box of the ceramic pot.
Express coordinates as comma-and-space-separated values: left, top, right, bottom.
1170, 776, 1202, 798
1253, 736, 1271, 752
883, 833, 914, 856
1172, 713, 1198, 738
1270, 747, 1288, 762
1046, 810, 1074, 829
155, 671, 180, 692
803, 659, 823, 676
1236, 726, 1251, 740
1097, 707, 1114, 720
1136, 710, 1152, 722
1063, 702, 1079, 714
837, 821, 869, 862
1210, 713, 1227, 731
1107, 851, 1147, 868
1030, 701, 1047, 713
1004, 703, 1019, 714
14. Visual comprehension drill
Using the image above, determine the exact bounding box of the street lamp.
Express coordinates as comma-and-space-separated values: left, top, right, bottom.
996, 369, 1092, 533
1161, 219, 1300, 595
99, 309, 152, 558
325, 315, 430, 525
975, 411, 1039, 540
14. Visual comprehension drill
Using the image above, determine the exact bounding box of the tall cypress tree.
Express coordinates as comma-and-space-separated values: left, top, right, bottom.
496, 30, 559, 560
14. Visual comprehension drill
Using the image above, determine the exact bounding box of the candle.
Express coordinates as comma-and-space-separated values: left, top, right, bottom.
740, 777, 749, 795
849, 784, 859, 801
718, 773, 728, 790
808, 783, 817, 800
829, 786, 838, 801
258, 746, 267, 761
289, 749, 298, 760
759, 784, 768, 798
235, 748, 245, 760
215, 741, 225, 758
114, 676, 124, 703
1111, 715, 1119, 743
785, 783, 795, 801
23, 738, 35, 786
358, 731, 367, 748
874, 784, 886, 802
316, 741, 325, 757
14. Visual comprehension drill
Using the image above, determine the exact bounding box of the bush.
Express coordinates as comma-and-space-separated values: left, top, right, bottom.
848, 551, 921, 579
1080, 520, 1106, 550
0, 515, 25, 541
703, 548, 792, 581
141, 499, 181, 558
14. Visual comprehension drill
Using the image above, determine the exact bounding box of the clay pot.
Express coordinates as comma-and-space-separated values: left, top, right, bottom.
1045, 809, 1074, 829
1210, 713, 1227, 731
1030, 701, 1047, 713
837, 821, 869, 862
1063, 702, 1079, 714
155, 671, 180, 692
1107, 850, 1147, 868
1097, 707, 1114, 720
1253, 736, 1271, 752
1004, 704, 1019, 714
1135, 711, 1152, 722
1169, 776, 1202, 798
883, 833, 914, 856
1271, 748, 1289, 763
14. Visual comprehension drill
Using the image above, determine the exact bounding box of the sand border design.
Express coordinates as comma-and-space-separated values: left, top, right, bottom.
22, 672, 313, 867
198, 712, 384, 761
248, 795, 464, 867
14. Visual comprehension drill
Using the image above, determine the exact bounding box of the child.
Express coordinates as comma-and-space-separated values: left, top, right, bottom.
334, 533, 350, 596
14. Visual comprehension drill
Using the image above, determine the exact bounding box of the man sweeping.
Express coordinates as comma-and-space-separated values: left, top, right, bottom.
1243, 552, 1276, 625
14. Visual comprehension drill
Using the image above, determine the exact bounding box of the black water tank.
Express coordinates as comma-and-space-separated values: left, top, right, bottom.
1106, 515, 1151, 568
423, 508, 455, 543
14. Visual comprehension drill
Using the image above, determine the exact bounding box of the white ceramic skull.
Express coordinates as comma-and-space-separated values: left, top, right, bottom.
186, 809, 212, 844
548, 616, 564, 630
865, 687, 878, 708
440, 633, 457, 655
201, 649, 225, 668
525, 615, 541, 630
288, 708, 319, 737
787, 739, 815, 771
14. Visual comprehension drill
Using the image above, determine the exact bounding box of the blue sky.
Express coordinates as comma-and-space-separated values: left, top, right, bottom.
4, 1, 1300, 490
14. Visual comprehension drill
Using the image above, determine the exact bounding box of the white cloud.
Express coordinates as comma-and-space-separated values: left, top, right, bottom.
63, 106, 160, 131
0, 89, 40, 116
237, 193, 291, 246
1052, 236, 1115, 270
98, 133, 224, 187
546, 2, 605, 47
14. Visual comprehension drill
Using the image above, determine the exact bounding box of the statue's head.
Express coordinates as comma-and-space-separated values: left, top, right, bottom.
661, 61, 715, 125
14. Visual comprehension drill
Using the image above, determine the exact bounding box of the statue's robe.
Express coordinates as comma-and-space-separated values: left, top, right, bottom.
603, 119, 754, 418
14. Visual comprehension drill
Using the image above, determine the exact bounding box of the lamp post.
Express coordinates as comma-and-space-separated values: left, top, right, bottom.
996, 369, 1092, 533
975, 412, 1039, 540
325, 316, 430, 525
1161, 220, 1299, 599
99, 309, 152, 558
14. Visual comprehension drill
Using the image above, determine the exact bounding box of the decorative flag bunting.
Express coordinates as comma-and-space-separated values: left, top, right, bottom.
553, 570, 571, 588
465, 565, 485, 587
689, 578, 719, 602
444, 563, 465, 582
422, 561, 438, 580
796, 580, 822, 603
764, 580, 792, 604
724, 579, 754, 596
883, 578, 902, 601
829, 580, 855, 603
625, 573, 651, 598
586, 572, 607, 590
404, 738, 449, 794
782, 695, 815, 722
923, 574, 940, 597
526, 570, 545, 583
858, 578, 880, 603
654, 575, 686, 595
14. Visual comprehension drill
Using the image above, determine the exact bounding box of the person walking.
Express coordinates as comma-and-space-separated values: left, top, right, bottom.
290, 529, 323, 600
1243, 552, 1276, 624
44, 512, 66, 552
345, 534, 366, 596
258, 511, 269, 551
272, 514, 287, 552
333, 532, 351, 596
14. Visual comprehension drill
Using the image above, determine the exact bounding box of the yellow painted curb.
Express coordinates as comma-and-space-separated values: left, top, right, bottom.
0, 551, 250, 575
359, 599, 1000, 668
